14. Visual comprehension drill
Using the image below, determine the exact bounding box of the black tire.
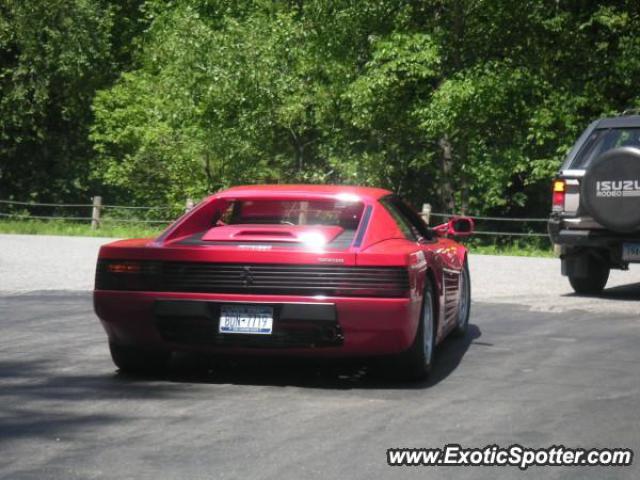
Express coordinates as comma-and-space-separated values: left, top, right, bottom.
109, 343, 170, 374
395, 279, 437, 381
452, 259, 471, 337
568, 257, 610, 295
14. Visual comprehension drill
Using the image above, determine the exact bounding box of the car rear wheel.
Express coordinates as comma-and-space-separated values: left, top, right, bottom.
567, 256, 610, 295
395, 280, 436, 381
452, 260, 471, 337
109, 343, 170, 373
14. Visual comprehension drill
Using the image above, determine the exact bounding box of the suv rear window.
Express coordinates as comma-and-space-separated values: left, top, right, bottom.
572, 128, 640, 168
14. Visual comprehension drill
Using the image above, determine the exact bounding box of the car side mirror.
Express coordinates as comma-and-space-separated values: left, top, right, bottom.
433, 216, 475, 238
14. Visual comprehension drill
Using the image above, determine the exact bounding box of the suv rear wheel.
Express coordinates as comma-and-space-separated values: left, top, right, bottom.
567, 254, 610, 295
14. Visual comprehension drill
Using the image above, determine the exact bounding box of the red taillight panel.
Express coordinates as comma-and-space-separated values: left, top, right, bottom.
107, 261, 142, 274
552, 179, 566, 212
96, 260, 410, 298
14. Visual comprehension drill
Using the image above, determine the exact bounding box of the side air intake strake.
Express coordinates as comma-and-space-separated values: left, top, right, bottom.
96, 260, 409, 298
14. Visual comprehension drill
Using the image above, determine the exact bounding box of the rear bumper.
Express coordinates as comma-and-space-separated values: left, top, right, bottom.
94, 291, 419, 357
548, 218, 639, 248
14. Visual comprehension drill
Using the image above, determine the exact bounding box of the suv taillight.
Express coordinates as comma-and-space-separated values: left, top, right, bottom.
552, 179, 565, 212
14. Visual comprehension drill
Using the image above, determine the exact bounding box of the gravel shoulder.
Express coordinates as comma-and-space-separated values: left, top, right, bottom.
0, 234, 113, 293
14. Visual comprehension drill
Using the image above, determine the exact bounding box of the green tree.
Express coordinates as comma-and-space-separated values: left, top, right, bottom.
0, 0, 145, 204
3, 0, 635, 219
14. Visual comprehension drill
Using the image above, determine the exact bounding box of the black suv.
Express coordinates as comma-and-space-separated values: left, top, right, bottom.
548, 112, 640, 294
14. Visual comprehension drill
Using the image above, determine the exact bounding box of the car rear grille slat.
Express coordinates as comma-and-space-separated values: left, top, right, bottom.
159, 276, 407, 282
96, 261, 409, 298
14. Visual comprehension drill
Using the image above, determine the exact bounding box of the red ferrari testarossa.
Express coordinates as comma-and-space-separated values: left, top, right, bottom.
94, 185, 473, 379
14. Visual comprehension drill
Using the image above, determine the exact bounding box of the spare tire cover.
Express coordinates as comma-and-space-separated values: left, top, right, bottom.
581, 146, 640, 232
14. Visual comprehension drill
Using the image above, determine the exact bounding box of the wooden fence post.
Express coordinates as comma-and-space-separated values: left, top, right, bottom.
421, 203, 431, 225
185, 198, 194, 213
91, 196, 102, 230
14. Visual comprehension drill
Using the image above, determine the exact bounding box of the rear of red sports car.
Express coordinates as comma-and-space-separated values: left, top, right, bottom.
94, 185, 461, 377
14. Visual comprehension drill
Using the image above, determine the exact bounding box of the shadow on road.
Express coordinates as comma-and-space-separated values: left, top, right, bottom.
0, 286, 483, 447
139, 323, 482, 390
563, 281, 640, 301
0, 358, 187, 401
0, 357, 188, 444
0, 325, 480, 446
599, 282, 640, 300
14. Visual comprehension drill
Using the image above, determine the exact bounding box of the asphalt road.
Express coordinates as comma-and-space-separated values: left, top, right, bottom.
1, 234, 640, 479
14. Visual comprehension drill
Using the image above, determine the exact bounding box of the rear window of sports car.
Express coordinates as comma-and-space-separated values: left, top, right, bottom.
572, 127, 640, 168
178, 198, 368, 249
216, 199, 365, 229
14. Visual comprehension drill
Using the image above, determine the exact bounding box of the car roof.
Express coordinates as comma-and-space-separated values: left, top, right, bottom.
215, 184, 393, 202
594, 114, 640, 129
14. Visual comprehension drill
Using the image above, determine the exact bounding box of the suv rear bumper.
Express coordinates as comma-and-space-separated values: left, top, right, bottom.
548, 218, 640, 248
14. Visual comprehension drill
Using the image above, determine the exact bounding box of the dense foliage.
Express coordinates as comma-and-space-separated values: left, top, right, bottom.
2, 0, 640, 216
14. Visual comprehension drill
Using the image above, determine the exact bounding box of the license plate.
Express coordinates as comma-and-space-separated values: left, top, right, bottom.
219, 305, 273, 335
622, 243, 640, 262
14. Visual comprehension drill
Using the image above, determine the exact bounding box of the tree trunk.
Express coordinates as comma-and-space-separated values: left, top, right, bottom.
439, 136, 455, 213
